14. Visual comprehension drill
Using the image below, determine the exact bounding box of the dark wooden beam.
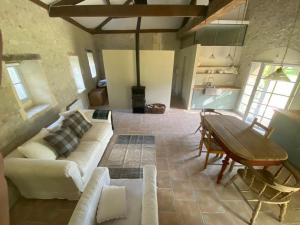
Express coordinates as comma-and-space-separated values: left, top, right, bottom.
135, 17, 141, 86
49, 5, 207, 17
92, 29, 178, 34
3, 54, 41, 62
94, 0, 133, 32
62, 17, 93, 33
52, 0, 85, 6
180, 0, 197, 28
29, 0, 48, 9
29, 0, 92, 34
178, 0, 246, 37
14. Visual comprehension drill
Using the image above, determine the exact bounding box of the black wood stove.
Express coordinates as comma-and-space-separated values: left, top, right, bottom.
131, 15, 146, 113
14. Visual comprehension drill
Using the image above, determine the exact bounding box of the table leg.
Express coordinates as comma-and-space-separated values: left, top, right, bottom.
217, 155, 230, 184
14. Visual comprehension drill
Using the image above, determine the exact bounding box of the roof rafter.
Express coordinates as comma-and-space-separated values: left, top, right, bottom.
29, 0, 92, 33
48, 5, 208, 17
52, 0, 85, 6
94, 0, 133, 32
177, 0, 246, 37
92, 29, 178, 34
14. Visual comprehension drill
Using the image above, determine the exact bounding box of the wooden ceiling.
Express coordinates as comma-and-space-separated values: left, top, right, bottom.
29, 0, 246, 36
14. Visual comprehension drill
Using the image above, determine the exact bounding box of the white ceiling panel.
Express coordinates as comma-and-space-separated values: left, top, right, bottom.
71, 17, 107, 28
102, 18, 138, 30
40, 0, 56, 4
141, 17, 182, 29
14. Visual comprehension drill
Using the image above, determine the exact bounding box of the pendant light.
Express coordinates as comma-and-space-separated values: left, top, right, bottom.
265, 3, 300, 82
209, 19, 219, 60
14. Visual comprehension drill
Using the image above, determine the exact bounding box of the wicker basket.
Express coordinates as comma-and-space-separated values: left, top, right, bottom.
145, 103, 166, 114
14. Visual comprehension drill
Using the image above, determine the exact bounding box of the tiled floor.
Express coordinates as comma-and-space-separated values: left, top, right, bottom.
10, 106, 300, 225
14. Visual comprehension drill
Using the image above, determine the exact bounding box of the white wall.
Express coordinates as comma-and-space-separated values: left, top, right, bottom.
173, 45, 198, 108
103, 50, 174, 110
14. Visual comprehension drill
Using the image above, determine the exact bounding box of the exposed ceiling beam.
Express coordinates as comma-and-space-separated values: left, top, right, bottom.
52, 0, 85, 6
177, 0, 246, 38
94, 0, 133, 32
180, 0, 197, 28
29, 0, 92, 34
49, 5, 208, 17
92, 29, 178, 34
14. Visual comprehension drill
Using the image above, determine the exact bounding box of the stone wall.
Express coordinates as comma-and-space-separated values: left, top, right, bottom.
236, 0, 300, 109
0, 0, 99, 155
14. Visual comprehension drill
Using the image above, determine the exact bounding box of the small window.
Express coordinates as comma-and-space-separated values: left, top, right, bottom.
86, 51, 97, 78
7, 64, 30, 103
69, 56, 86, 93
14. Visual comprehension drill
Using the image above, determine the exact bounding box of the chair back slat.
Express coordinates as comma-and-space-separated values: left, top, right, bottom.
250, 118, 274, 139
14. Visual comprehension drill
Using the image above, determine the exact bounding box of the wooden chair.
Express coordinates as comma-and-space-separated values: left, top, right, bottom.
249, 118, 274, 139
195, 108, 222, 134
230, 160, 300, 225
198, 109, 224, 169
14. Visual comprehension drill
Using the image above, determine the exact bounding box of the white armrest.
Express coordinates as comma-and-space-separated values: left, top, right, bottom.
142, 165, 158, 225
4, 158, 83, 199
68, 167, 110, 225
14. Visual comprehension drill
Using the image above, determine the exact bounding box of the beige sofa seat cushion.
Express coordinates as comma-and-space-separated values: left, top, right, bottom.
81, 122, 112, 142
64, 142, 101, 176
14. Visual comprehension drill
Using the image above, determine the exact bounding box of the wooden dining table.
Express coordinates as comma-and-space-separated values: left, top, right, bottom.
203, 115, 288, 184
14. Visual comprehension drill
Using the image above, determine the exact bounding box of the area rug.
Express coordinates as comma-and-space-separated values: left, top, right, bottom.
101, 135, 156, 178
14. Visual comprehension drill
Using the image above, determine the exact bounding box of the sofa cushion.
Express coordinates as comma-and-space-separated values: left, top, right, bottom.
46, 116, 65, 132
65, 142, 101, 176
44, 127, 80, 157
103, 179, 143, 225
81, 122, 112, 142
63, 112, 92, 138
97, 185, 127, 224
18, 141, 57, 160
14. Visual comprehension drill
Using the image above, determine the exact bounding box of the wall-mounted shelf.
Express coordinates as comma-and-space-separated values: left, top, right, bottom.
196, 66, 239, 75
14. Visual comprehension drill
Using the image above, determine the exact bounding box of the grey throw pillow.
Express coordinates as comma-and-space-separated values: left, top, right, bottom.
62, 111, 92, 138
44, 127, 79, 157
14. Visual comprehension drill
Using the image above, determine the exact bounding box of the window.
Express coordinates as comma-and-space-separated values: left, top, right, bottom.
6, 60, 55, 120
86, 51, 97, 78
6, 64, 30, 103
238, 62, 300, 127
69, 56, 86, 93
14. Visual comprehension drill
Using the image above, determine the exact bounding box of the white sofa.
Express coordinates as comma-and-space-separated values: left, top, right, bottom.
68, 166, 158, 225
4, 110, 113, 200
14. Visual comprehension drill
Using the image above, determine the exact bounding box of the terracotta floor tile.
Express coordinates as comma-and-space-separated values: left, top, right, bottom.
159, 212, 180, 225
194, 190, 225, 213
157, 170, 172, 188
158, 188, 175, 212
202, 212, 241, 225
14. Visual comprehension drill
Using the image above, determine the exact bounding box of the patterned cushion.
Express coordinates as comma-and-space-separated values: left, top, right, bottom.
44, 127, 80, 157
63, 111, 92, 138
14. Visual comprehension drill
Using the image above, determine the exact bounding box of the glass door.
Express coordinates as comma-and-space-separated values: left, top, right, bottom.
238, 63, 300, 127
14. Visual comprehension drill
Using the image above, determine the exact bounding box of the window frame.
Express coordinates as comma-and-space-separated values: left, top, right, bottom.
6, 64, 32, 105
238, 62, 300, 126
68, 55, 86, 94
86, 50, 97, 79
